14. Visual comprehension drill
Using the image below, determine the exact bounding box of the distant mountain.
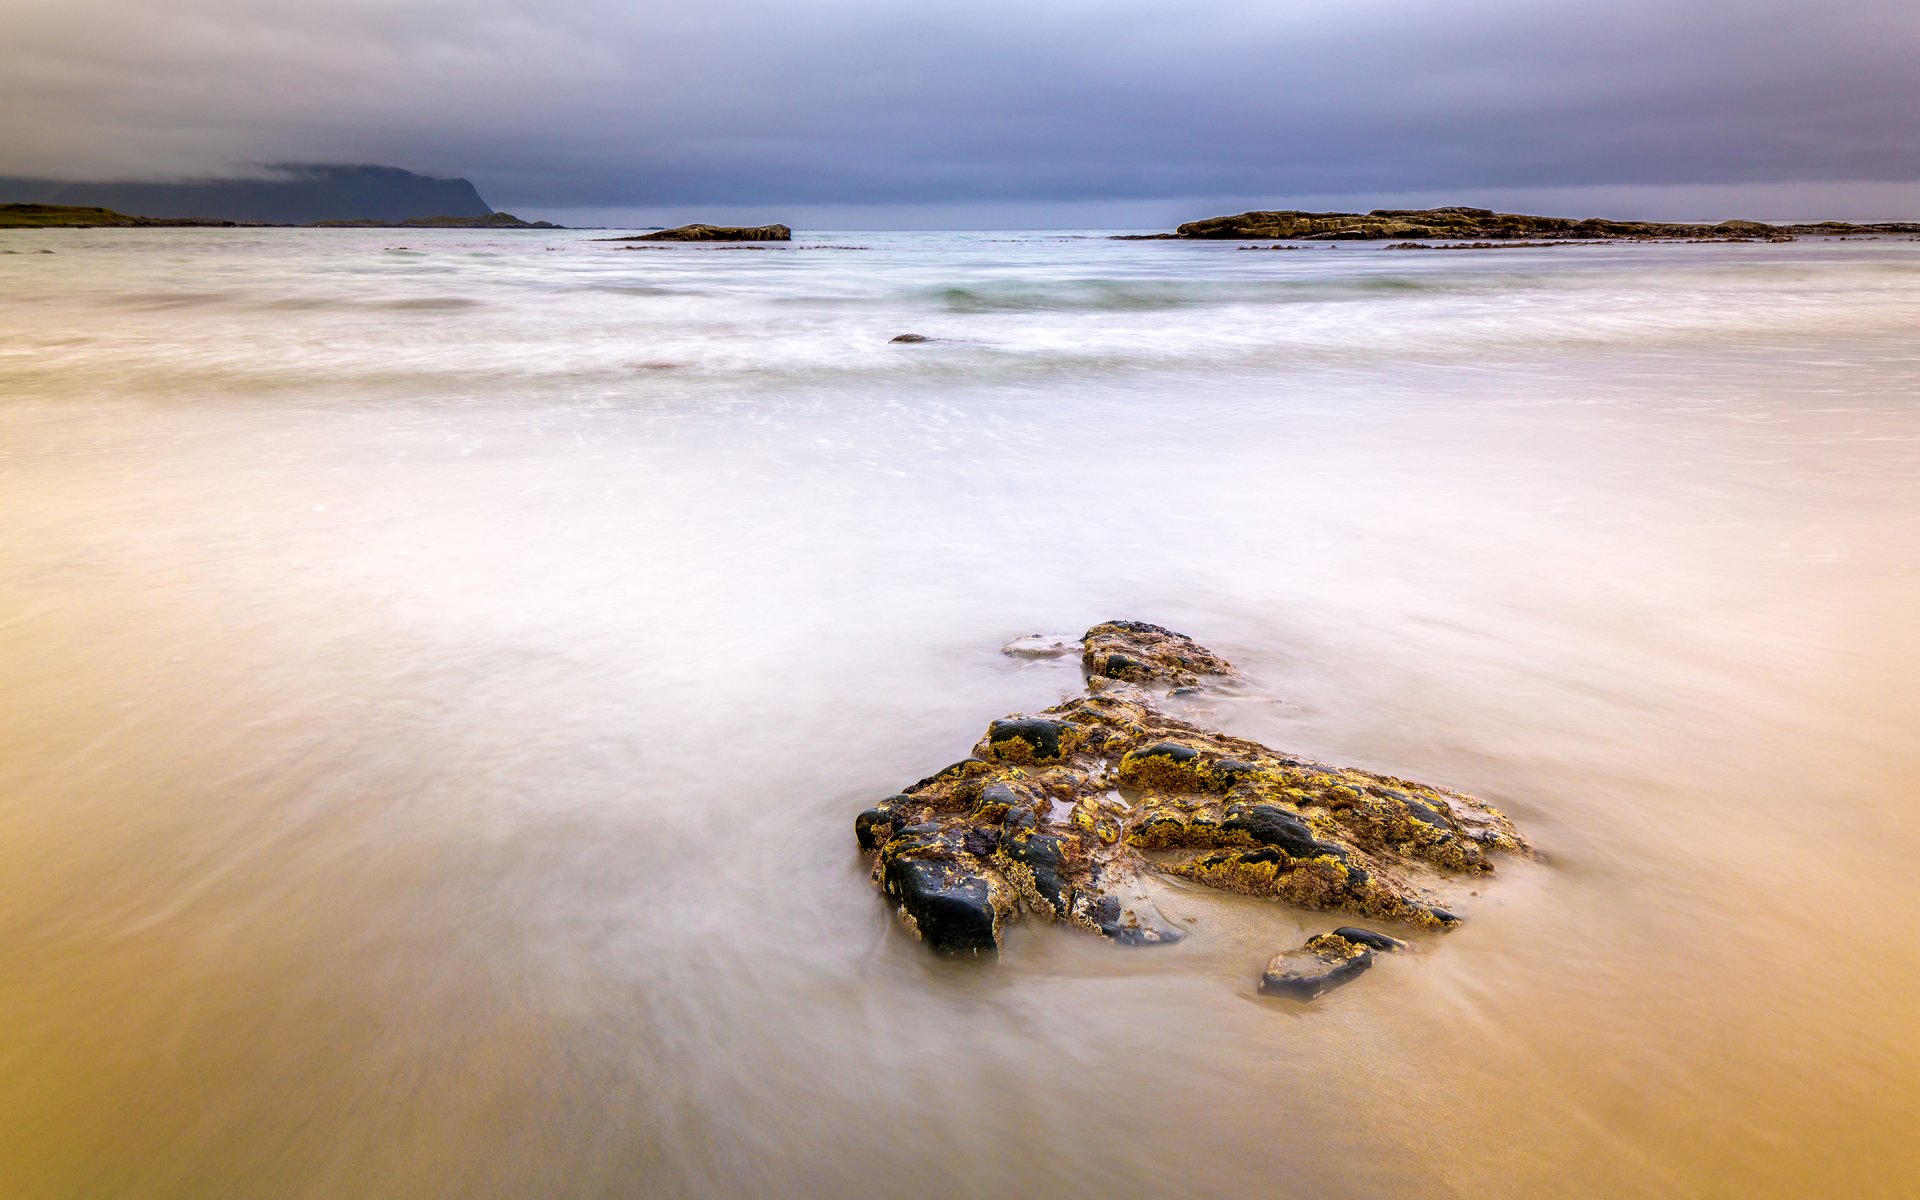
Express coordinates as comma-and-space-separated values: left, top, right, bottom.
0, 165, 494, 224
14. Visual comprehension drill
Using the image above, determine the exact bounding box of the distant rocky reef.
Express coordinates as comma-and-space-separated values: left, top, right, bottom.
0, 203, 217, 228
1143, 205, 1920, 241
602, 223, 791, 243
856, 621, 1530, 1000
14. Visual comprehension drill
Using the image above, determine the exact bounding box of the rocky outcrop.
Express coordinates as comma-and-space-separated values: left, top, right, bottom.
608, 223, 791, 243
1082, 619, 1234, 687
1167, 206, 1920, 242
856, 622, 1529, 997
0, 203, 238, 228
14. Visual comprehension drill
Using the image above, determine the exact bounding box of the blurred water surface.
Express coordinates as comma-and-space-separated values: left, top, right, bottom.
2, 228, 1918, 1198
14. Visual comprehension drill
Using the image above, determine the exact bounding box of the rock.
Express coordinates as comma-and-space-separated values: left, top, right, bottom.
1332, 926, 1408, 952
1002, 633, 1080, 659
856, 622, 1528, 974
1170, 206, 1920, 242
986, 717, 1074, 763
876, 825, 1014, 956
1082, 619, 1235, 687
880, 855, 1009, 956
1079, 875, 1186, 946
854, 799, 909, 852
1259, 933, 1375, 1000
889, 333, 932, 343
606, 223, 791, 243
1222, 802, 1346, 860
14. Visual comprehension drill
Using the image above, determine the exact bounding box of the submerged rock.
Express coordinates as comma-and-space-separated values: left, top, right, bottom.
1259, 932, 1376, 1000
1001, 633, 1080, 659
856, 622, 1528, 979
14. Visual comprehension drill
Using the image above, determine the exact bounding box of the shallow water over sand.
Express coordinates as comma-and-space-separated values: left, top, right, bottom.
3, 229, 1919, 1198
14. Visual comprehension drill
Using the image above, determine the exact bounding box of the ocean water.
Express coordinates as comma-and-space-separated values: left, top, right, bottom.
2, 228, 1918, 1198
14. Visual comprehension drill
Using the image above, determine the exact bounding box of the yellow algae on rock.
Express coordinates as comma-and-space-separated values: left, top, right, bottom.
855, 621, 1527, 987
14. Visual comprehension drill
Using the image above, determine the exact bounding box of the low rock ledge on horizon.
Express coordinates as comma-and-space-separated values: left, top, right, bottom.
1153, 205, 1920, 241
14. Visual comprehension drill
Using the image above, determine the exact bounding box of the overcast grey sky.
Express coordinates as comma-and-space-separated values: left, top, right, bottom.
5, 0, 1918, 226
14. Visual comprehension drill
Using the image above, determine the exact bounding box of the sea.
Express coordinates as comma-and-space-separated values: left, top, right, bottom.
3, 227, 1918, 1198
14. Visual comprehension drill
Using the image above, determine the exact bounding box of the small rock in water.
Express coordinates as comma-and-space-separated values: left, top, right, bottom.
1001, 633, 1079, 658
889, 333, 932, 343
1259, 932, 1375, 1000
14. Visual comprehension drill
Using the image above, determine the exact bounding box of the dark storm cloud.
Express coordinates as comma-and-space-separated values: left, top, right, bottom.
4, 0, 1916, 208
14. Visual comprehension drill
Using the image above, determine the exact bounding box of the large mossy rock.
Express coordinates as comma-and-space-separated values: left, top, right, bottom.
856, 622, 1529, 974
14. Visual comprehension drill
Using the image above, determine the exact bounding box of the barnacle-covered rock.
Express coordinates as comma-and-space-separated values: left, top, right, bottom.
858, 622, 1528, 983
1081, 620, 1235, 686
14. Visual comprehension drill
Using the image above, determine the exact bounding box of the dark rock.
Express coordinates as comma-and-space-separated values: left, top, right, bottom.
1399, 797, 1452, 831
854, 801, 907, 852
987, 717, 1071, 762
1212, 759, 1260, 783
973, 781, 1028, 822
961, 827, 1001, 857
1224, 803, 1343, 860
608, 223, 791, 243
1127, 741, 1200, 765
1259, 934, 1374, 1000
889, 333, 932, 343
880, 854, 1005, 955
997, 831, 1072, 917
1332, 926, 1408, 952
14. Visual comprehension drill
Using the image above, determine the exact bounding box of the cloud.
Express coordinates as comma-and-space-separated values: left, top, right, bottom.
3, 0, 1917, 214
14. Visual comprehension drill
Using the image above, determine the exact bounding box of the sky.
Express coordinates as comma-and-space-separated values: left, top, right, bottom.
4, 0, 1918, 227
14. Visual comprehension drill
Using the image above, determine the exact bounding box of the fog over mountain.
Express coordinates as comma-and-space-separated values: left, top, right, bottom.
3, 0, 1917, 225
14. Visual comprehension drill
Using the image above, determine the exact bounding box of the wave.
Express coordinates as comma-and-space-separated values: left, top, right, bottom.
929, 275, 1455, 313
